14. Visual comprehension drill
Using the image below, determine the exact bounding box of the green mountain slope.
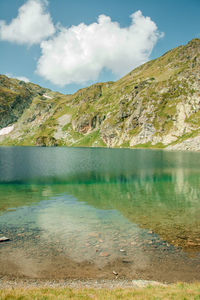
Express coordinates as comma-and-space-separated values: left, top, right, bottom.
0, 38, 200, 150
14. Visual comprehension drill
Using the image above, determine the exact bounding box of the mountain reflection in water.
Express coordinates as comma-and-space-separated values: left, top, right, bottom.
0, 147, 200, 252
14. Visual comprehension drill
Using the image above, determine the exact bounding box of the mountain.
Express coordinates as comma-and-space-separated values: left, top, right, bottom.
0, 38, 200, 150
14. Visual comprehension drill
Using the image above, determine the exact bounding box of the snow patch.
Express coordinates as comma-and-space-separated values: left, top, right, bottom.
0, 125, 14, 136
43, 94, 52, 99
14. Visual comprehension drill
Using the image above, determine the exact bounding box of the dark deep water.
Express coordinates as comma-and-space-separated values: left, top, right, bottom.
0, 147, 200, 282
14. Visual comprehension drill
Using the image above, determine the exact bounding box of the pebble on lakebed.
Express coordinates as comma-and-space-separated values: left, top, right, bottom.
112, 271, 118, 276
99, 252, 110, 257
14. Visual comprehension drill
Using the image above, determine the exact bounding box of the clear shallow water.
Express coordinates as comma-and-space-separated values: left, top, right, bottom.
0, 147, 200, 282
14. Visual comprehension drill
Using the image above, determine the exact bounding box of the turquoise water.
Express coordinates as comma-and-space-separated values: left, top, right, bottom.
0, 147, 200, 281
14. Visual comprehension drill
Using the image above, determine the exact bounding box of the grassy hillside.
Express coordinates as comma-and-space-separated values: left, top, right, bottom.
0, 38, 200, 150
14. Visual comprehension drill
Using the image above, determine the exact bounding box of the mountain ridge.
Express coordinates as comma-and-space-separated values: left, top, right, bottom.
0, 38, 200, 151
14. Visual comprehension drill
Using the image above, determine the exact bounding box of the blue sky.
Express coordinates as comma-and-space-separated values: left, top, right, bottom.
0, 0, 199, 94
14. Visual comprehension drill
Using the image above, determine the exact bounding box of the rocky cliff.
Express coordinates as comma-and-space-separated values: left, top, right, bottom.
0, 39, 200, 150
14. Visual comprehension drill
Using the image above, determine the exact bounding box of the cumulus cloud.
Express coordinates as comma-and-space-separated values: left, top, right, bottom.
15, 76, 30, 82
37, 11, 163, 86
0, 0, 55, 45
6, 73, 30, 82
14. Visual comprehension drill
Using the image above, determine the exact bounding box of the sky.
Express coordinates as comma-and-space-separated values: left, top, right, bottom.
0, 0, 199, 94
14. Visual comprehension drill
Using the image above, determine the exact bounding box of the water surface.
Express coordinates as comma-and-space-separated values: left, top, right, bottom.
0, 147, 200, 282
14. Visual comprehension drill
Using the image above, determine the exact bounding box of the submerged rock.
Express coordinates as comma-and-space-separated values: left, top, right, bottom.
0, 237, 10, 242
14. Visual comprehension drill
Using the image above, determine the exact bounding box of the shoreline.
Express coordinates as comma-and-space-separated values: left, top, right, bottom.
0, 144, 199, 152
1, 278, 200, 300
0, 277, 167, 289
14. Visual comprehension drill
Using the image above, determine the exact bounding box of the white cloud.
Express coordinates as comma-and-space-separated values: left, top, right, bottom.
37, 11, 163, 86
15, 76, 30, 83
6, 73, 30, 83
0, 0, 55, 45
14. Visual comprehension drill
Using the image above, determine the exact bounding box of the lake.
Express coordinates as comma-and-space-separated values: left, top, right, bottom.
0, 147, 200, 282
